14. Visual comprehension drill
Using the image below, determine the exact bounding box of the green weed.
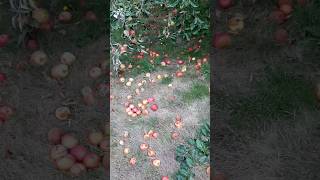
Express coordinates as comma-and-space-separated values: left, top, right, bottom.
182, 83, 209, 103
161, 76, 173, 84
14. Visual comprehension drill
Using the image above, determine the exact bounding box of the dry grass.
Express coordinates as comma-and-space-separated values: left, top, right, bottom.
110, 72, 210, 179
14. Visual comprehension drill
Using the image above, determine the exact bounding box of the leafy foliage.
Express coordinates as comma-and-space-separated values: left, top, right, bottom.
174, 122, 210, 179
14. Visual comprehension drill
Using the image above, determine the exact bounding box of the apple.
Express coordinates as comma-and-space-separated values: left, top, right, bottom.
139, 143, 149, 151
40, 20, 54, 31
174, 120, 183, 129
213, 32, 231, 49
206, 166, 210, 176
85, 11, 97, 21
59, 11, 72, 23
150, 104, 158, 111
171, 132, 180, 140
0, 72, 7, 84
60, 52, 76, 65
26, 39, 39, 50
129, 157, 136, 166
162, 176, 169, 180
51, 64, 69, 79
151, 131, 158, 138
123, 147, 130, 155
175, 71, 184, 77
164, 58, 171, 65
176, 59, 184, 65
152, 159, 161, 167
269, 10, 287, 24
89, 66, 102, 79
279, 4, 293, 15
30, 50, 48, 66
0, 105, 14, 120
218, 0, 233, 9
0, 34, 10, 48
274, 28, 289, 44
147, 97, 155, 103
147, 148, 156, 157
83, 153, 100, 169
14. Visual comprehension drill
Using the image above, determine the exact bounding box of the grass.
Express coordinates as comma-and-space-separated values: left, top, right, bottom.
291, 0, 320, 66
181, 83, 209, 103
161, 76, 173, 85
230, 68, 317, 129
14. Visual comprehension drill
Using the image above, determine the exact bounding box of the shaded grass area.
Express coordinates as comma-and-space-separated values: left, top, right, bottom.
229, 68, 317, 129
181, 83, 209, 103
291, 0, 320, 67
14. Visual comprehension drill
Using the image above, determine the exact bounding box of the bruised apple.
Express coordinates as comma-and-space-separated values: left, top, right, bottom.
56, 154, 75, 171
51, 64, 69, 79
60, 52, 76, 65
213, 32, 231, 49
83, 153, 100, 169
218, 0, 233, 9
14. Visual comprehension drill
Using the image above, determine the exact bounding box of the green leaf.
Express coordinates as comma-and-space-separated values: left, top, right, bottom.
176, 174, 186, 180
186, 157, 194, 167
196, 139, 205, 151
198, 156, 209, 164
179, 168, 190, 177
187, 139, 195, 146
168, 0, 180, 7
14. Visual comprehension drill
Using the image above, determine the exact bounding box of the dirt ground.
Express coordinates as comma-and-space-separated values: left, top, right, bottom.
0, 37, 107, 180
110, 71, 210, 179
212, 1, 320, 180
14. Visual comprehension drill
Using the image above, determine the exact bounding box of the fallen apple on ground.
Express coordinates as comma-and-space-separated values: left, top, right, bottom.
0, 34, 10, 48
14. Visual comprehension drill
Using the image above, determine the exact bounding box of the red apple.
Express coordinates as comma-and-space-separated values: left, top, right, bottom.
40, 20, 54, 31
269, 10, 287, 24
176, 59, 184, 65
164, 58, 171, 65
150, 104, 158, 111
129, 30, 135, 36
218, 0, 233, 9
279, 4, 293, 15
0, 72, 7, 84
162, 176, 169, 180
59, 11, 72, 23
147, 97, 155, 103
26, 39, 39, 50
175, 71, 184, 77
83, 153, 100, 169
0, 34, 10, 48
85, 11, 97, 21
213, 32, 231, 49
274, 28, 289, 44
70, 145, 88, 161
